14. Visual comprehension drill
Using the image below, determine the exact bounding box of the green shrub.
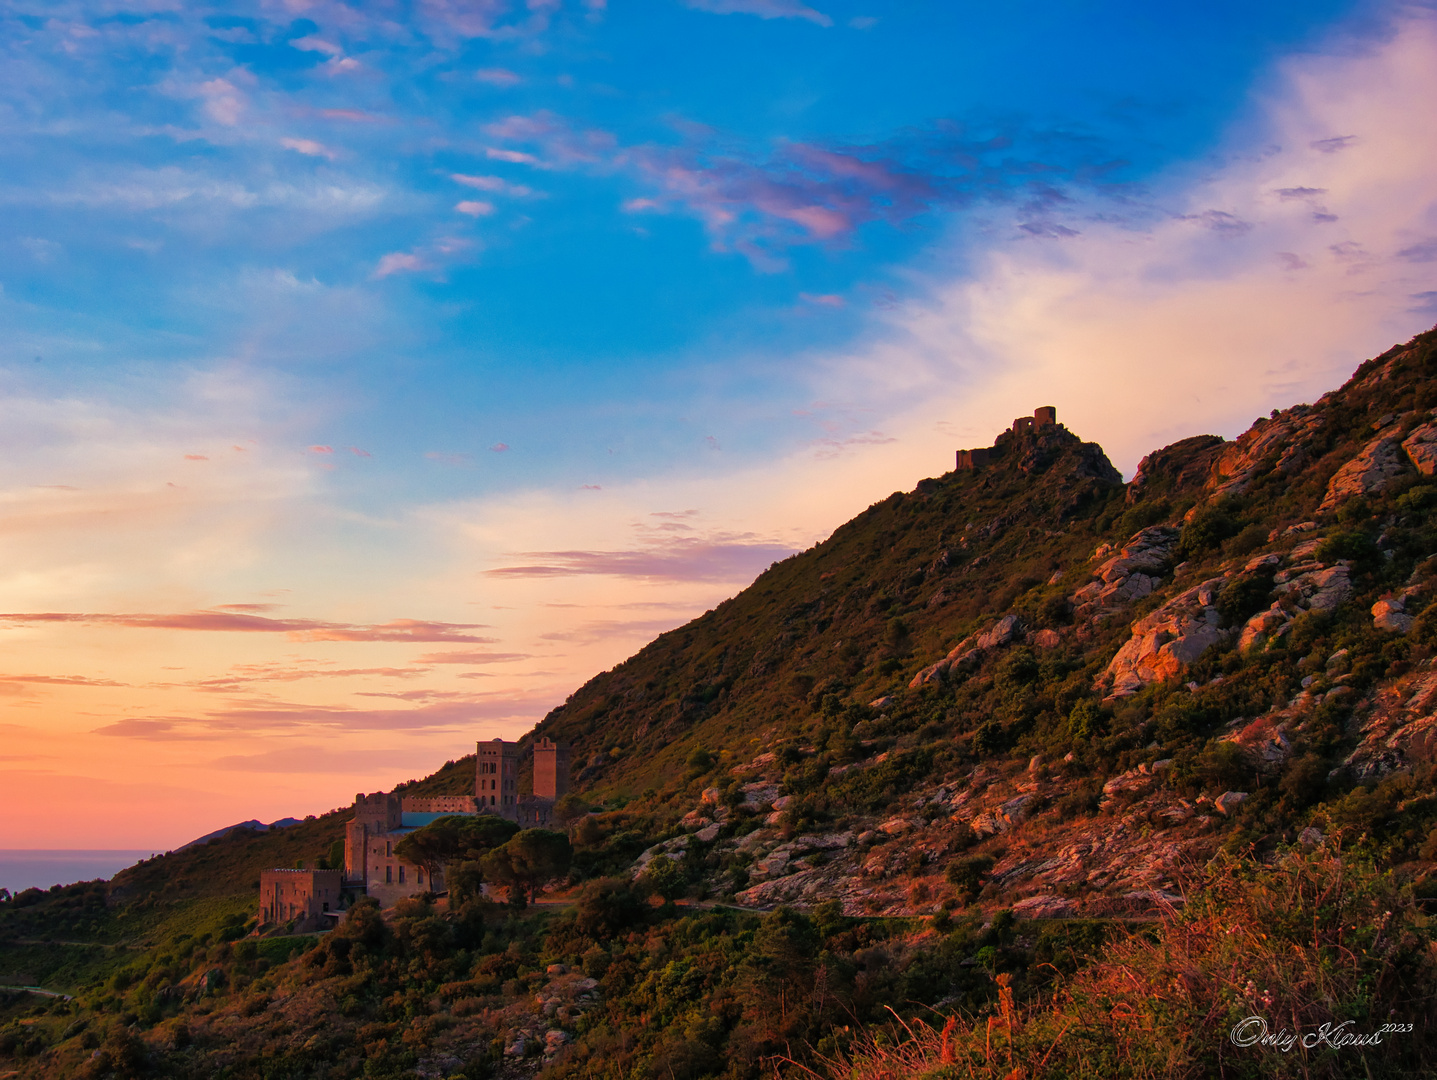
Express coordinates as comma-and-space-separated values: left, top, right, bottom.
1180, 504, 1239, 557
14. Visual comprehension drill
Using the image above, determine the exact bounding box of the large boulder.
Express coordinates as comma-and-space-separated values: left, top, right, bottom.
976, 613, 1023, 650
1317, 429, 1409, 514
1372, 597, 1414, 634
1102, 578, 1230, 696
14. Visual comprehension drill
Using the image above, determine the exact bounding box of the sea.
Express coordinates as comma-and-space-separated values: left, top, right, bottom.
0, 850, 157, 895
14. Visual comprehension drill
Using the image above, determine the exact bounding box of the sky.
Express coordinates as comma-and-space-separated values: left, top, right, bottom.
2, 0, 1436, 849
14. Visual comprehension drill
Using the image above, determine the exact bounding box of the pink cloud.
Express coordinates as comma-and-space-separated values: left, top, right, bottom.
485, 111, 616, 167
456, 199, 495, 216
184, 453, 209, 460
453, 173, 506, 191
318, 108, 384, 123
415, 649, 531, 664
476, 67, 521, 86
308, 445, 333, 454
198, 78, 245, 126
485, 536, 798, 581
290, 34, 343, 56
799, 292, 845, 307
374, 252, 425, 278
0, 673, 127, 687
682, 0, 832, 25
489, 442, 511, 452
486, 147, 542, 166
622, 197, 662, 213
0, 611, 494, 643
348, 446, 371, 457
452, 173, 535, 196
280, 137, 337, 160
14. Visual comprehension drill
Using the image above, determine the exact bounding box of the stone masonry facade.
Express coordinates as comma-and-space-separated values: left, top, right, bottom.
261, 734, 573, 923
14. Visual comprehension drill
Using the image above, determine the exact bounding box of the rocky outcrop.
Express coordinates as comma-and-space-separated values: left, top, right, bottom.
1402, 421, 1437, 476
1204, 406, 1325, 500
1275, 561, 1352, 611
1102, 578, 1230, 696
1317, 428, 1410, 513
1125, 435, 1225, 506
908, 615, 1023, 688
1069, 525, 1179, 620
1341, 667, 1437, 778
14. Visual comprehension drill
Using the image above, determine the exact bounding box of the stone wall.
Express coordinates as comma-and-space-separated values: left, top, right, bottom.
259, 868, 343, 931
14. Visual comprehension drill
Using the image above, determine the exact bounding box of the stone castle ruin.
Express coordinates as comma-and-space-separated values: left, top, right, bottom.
260, 735, 571, 928
956, 405, 1057, 470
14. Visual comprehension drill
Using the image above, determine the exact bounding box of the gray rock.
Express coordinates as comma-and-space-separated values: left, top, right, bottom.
1214, 791, 1248, 815
1372, 597, 1414, 634
976, 614, 1023, 650
1318, 431, 1409, 513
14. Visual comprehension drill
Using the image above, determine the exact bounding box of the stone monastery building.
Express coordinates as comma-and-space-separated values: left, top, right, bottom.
258, 736, 570, 929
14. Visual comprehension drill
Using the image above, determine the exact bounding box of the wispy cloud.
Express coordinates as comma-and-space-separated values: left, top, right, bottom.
682, 0, 833, 27
484, 536, 796, 581
476, 67, 522, 86
0, 673, 127, 688
0, 611, 495, 643
482, 110, 1119, 268
280, 137, 338, 160
415, 649, 531, 664
374, 251, 426, 278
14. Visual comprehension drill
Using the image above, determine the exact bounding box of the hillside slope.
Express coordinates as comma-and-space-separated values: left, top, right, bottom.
518, 325, 1437, 918
5, 325, 1437, 1080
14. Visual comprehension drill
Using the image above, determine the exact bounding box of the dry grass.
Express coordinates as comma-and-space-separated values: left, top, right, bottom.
795, 849, 1437, 1079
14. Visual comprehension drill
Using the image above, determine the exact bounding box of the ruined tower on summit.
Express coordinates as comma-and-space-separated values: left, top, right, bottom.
955, 405, 1057, 470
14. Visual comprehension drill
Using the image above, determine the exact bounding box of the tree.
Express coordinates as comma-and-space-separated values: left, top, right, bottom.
642, 855, 688, 901
481, 829, 572, 907
393, 813, 520, 883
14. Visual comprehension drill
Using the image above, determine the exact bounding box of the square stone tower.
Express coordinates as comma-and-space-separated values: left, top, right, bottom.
344, 792, 401, 885
476, 738, 520, 819
533, 737, 571, 801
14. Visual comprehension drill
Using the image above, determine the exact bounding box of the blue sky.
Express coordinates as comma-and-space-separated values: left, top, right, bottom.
3, 0, 1437, 845
1, 0, 1374, 495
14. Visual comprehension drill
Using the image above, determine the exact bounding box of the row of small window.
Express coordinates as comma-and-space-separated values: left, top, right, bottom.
376, 864, 426, 885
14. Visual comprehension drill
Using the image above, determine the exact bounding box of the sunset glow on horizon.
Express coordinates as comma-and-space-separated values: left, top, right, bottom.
2, 0, 1435, 849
